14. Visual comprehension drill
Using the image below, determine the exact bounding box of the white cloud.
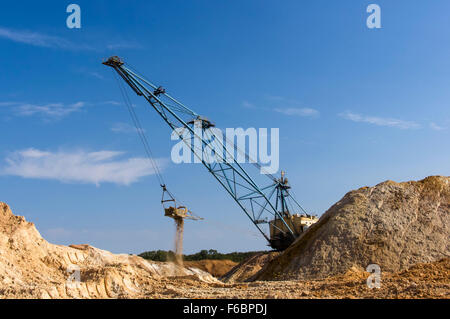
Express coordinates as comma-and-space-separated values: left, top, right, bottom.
2, 101, 121, 119
0, 26, 93, 50
0, 27, 142, 51
274, 107, 319, 117
75, 67, 107, 80
430, 122, 446, 131
97, 101, 121, 106
111, 122, 145, 134
109, 101, 121, 105
12, 102, 85, 118
244, 96, 320, 118
242, 101, 256, 109
88, 72, 104, 79
339, 111, 420, 129
1, 148, 167, 186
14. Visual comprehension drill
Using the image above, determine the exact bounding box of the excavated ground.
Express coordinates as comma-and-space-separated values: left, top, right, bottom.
256, 176, 450, 281
184, 260, 238, 278
0, 202, 219, 299
221, 252, 280, 283
168, 258, 449, 299
1, 175, 449, 299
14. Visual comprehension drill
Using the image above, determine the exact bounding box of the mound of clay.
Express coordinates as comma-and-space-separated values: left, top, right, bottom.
255, 176, 450, 281
221, 252, 279, 283
184, 260, 238, 277
0, 202, 218, 298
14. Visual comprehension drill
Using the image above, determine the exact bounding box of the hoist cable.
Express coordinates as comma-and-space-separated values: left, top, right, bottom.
113, 69, 201, 218
124, 63, 277, 182
113, 70, 165, 187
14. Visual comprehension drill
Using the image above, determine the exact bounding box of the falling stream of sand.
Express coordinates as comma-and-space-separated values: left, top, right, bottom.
174, 217, 184, 266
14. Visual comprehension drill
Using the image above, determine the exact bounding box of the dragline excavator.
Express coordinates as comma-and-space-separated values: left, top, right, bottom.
103, 56, 318, 251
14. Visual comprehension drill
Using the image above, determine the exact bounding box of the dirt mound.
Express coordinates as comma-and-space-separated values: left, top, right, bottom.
302, 258, 450, 299
255, 176, 450, 281
184, 260, 238, 277
2, 173, 448, 300
162, 258, 449, 299
221, 252, 279, 283
0, 202, 219, 298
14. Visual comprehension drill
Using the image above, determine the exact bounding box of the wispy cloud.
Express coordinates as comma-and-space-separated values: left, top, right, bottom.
111, 122, 145, 134
242, 101, 257, 109
430, 122, 446, 131
87, 71, 104, 79
274, 107, 319, 117
0, 26, 93, 50
96, 101, 121, 106
0, 26, 143, 51
339, 111, 420, 129
12, 101, 85, 118
1, 148, 166, 186
1, 101, 121, 120
74, 67, 107, 80
242, 96, 320, 118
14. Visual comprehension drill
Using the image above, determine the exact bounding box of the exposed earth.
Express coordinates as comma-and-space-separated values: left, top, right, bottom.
256, 175, 450, 281
1, 176, 448, 299
184, 260, 238, 278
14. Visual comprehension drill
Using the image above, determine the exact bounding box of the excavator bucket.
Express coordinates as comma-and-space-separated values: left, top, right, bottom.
164, 206, 189, 219
161, 186, 203, 221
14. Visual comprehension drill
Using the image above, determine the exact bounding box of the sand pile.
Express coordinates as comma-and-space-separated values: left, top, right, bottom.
0, 202, 219, 298
184, 260, 238, 277
255, 176, 450, 281
221, 252, 279, 283
161, 258, 449, 299
1, 175, 448, 299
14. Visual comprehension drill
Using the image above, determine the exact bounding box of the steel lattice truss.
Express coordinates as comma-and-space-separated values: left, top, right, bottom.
104, 56, 308, 247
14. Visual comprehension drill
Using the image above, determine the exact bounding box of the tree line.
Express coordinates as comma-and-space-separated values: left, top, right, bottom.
138, 249, 265, 263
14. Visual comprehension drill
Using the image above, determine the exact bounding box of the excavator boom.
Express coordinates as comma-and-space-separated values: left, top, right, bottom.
104, 56, 316, 250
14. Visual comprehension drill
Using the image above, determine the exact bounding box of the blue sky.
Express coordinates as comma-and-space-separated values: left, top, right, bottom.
0, 1, 449, 254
